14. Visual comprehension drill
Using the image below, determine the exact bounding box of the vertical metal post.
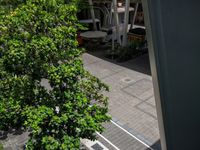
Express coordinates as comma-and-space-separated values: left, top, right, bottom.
113, 0, 122, 45
122, 0, 130, 47
88, 0, 97, 31
130, 1, 139, 29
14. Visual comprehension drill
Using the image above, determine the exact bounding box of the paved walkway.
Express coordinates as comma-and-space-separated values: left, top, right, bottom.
83, 52, 161, 150
99, 122, 151, 150
0, 52, 161, 150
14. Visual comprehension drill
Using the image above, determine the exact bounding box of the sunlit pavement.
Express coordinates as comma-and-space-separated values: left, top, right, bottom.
83, 52, 161, 150
0, 52, 160, 150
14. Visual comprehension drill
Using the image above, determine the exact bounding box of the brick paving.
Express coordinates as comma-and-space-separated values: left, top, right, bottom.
100, 122, 150, 150
83, 53, 161, 149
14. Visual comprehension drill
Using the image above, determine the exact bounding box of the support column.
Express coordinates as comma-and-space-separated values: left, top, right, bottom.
88, 0, 97, 31
113, 0, 121, 45
122, 0, 130, 47
130, 1, 139, 29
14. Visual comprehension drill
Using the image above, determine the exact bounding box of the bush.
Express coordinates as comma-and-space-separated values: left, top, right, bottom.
0, 143, 3, 150
0, 0, 110, 149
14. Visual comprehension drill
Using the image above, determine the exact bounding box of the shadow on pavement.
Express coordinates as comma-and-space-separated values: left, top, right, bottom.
147, 140, 161, 150
86, 47, 151, 75
0, 129, 24, 140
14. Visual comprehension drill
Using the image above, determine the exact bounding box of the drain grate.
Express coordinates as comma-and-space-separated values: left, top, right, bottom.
121, 77, 134, 83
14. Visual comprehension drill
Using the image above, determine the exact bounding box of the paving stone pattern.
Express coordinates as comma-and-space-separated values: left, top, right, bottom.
83, 53, 160, 149
100, 122, 150, 150
0, 53, 160, 150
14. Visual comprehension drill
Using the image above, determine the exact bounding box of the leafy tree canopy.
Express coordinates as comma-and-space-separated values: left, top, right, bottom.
0, 0, 110, 149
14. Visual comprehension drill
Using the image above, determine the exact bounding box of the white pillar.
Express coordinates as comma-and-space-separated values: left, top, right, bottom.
122, 0, 130, 47
113, 0, 122, 45
88, 0, 97, 31
130, 1, 139, 29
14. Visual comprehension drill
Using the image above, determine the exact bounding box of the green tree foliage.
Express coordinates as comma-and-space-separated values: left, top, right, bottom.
0, 143, 3, 150
0, 0, 110, 149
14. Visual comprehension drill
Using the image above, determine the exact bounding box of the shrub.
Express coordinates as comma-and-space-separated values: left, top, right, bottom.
0, 143, 3, 150
0, 0, 110, 149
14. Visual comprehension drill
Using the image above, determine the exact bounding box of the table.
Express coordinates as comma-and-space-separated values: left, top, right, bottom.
79, 19, 100, 24
111, 6, 134, 14
80, 31, 107, 40
80, 31, 107, 48
111, 6, 135, 25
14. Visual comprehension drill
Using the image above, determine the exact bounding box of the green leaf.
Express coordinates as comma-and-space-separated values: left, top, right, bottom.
0, 0, 110, 149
